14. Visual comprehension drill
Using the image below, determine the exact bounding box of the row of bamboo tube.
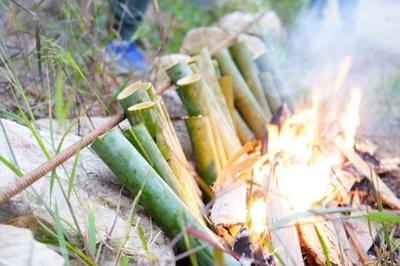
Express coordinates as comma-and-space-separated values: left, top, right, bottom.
91, 39, 288, 265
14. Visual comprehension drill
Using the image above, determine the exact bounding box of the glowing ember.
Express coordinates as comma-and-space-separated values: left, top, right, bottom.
249, 198, 267, 234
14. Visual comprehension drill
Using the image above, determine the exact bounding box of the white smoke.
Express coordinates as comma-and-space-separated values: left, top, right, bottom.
276, 0, 400, 153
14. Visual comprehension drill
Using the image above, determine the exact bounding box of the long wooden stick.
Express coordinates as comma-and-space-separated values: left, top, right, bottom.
0, 113, 124, 206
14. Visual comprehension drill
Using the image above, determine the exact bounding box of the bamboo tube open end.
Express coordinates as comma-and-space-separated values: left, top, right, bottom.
183, 115, 203, 121
177, 74, 202, 86
127, 101, 155, 112
186, 56, 199, 65
142, 82, 152, 91
165, 61, 181, 72
117, 81, 142, 101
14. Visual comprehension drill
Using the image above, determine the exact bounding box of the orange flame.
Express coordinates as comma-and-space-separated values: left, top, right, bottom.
249, 56, 362, 233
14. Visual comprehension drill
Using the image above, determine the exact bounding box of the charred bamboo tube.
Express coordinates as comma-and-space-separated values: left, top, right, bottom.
91, 131, 239, 266
233, 109, 255, 144
123, 124, 183, 197
165, 61, 193, 83
213, 48, 266, 138
176, 74, 228, 166
259, 71, 282, 113
185, 116, 221, 186
229, 41, 272, 117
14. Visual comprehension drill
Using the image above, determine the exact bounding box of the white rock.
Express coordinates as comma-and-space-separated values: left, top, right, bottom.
217, 11, 285, 41
238, 33, 268, 59
180, 26, 227, 54
0, 224, 64, 266
0, 119, 174, 265
180, 26, 267, 59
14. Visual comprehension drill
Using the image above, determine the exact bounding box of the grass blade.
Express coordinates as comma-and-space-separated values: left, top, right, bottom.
87, 202, 97, 256
0, 154, 23, 177
314, 225, 332, 266
137, 223, 148, 252
67, 148, 80, 199
54, 204, 70, 266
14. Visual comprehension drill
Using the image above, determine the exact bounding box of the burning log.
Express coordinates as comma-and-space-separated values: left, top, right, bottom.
297, 217, 345, 265
335, 138, 400, 209
265, 169, 305, 266
344, 193, 378, 264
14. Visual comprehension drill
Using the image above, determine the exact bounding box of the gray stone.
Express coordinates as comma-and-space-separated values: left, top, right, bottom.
0, 224, 64, 266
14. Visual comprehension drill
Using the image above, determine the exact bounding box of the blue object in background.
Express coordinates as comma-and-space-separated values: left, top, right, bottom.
106, 40, 147, 72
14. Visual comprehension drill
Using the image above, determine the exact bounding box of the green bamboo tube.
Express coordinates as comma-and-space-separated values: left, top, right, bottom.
91, 131, 239, 266
212, 59, 221, 78
220, 76, 255, 142
142, 82, 156, 99
117, 81, 151, 112
198, 48, 235, 130
255, 52, 294, 109
175, 75, 204, 117
254, 51, 270, 73
126, 100, 203, 220
185, 116, 221, 186
213, 48, 266, 138
233, 109, 255, 144
176, 74, 228, 166
188, 61, 201, 75
165, 61, 193, 83
186, 62, 240, 163
219, 76, 234, 115
167, 56, 240, 161
229, 41, 272, 118
126, 102, 157, 137
259, 71, 282, 113
186, 55, 200, 65
123, 124, 184, 197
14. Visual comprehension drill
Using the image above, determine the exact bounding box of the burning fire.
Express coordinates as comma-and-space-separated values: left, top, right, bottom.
248, 56, 362, 236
